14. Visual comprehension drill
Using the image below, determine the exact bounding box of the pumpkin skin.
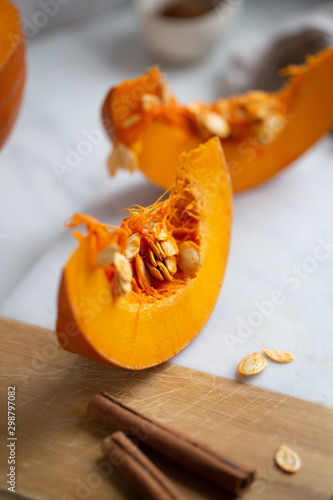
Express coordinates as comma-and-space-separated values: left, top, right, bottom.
102, 46, 333, 192
0, 0, 26, 149
56, 138, 232, 369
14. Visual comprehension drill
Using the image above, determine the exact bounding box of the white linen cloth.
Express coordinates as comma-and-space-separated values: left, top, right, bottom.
14, 0, 125, 33
1, 1, 332, 406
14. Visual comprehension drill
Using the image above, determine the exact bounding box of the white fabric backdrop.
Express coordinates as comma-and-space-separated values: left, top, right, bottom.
1, 0, 332, 406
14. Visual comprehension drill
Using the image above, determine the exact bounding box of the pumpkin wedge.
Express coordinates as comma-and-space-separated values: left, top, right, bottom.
56, 138, 232, 369
0, 0, 26, 149
102, 46, 333, 192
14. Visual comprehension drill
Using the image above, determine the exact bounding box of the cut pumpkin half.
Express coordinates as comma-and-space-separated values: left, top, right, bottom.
102, 46, 333, 192
56, 138, 232, 369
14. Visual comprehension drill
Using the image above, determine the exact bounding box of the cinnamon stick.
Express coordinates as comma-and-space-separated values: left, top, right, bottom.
88, 392, 256, 494
102, 431, 185, 500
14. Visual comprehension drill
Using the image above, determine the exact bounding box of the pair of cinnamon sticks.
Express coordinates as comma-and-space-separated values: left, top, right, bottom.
88, 392, 255, 499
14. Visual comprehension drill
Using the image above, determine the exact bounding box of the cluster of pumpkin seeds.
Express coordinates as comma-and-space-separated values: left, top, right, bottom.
237, 349, 301, 474
237, 349, 294, 377
188, 91, 287, 145
96, 222, 202, 297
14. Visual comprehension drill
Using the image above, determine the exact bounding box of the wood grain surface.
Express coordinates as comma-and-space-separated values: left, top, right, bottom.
0, 317, 332, 500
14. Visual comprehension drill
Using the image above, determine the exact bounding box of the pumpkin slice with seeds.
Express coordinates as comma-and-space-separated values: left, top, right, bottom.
56, 138, 232, 369
102, 46, 333, 192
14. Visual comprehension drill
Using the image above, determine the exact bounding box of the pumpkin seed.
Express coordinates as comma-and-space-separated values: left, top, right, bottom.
264, 349, 294, 363
160, 239, 178, 257
96, 244, 120, 267
189, 103, 230, 138
113, 253, 133, 284
145, 236, 164, 261
124, 233, 141, 261
135, 254, 151, 289
238, 353, 267, 377
148, 247, 157, 267
201, 110, 230, 138
114, 274, 132, 297
142, 93, 161, 111
157, 260, 173, 282
160, 78, 173, 106
121, 114, 141, 128
155, 240, 166, 258
275, 445, 301, 473
178, 241, 202, 278
146, 261, 164, 281
96, 244, 132, 296
152, 222, 168, 241
187, 102, 203, 115
107, 143, 137, 176
164, 255, 177, 275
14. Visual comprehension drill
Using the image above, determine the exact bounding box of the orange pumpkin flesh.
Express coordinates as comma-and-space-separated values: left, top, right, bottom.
0, 0, 26, 149
102, 46, 333, 192
56, 138, 232, 369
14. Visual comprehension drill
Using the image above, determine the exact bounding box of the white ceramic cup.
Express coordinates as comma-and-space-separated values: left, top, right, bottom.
133, 0, 243, 64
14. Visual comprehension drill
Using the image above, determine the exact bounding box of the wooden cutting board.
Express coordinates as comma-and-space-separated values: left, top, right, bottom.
0, 317, 332, 500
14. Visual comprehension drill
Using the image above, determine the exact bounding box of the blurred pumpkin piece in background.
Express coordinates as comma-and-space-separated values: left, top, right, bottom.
0, 0, 26, 150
